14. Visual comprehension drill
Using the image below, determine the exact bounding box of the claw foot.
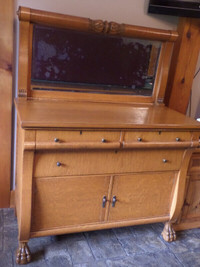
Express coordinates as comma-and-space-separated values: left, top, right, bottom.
16, 242, 31, 264
161, 222, 176, 242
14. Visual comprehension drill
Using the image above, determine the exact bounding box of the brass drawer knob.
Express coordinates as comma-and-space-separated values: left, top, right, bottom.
176, 137, 180, 142
54, 138, 59, 143
137, 137, 142, 142
102, 138, 106, 143
162, 159, 168, 163
56, 161, 61, 167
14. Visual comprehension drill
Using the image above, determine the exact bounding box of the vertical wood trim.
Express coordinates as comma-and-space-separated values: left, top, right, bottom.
165, 18, 200, 114
18, 150, 34, 241
18, 130, 35, 241
156, 42, 174, 104
0, 0, 14, 208
104, 175, 114, 221
18, 21, 30, 97
177, 175, 191, 221
170, 149, 193, 222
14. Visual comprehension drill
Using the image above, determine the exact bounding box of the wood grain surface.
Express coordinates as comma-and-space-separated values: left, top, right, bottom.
15, 98, 200, 129
31, 175, 110, 231
0, 0, 13, 207
174, 150, 200, 230
33, 149, 184, 177
108, 172, 176, 221
165, 18, 200, 114
17, 6, 178, 42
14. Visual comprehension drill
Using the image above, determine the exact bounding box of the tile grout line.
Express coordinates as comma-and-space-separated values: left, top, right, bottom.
157, 233, 185, 267
2, 210, 4, 252
65, 239, 76, 267
112, 228, 133, 257
166, 247, 185, 267
83, 232, 97, 262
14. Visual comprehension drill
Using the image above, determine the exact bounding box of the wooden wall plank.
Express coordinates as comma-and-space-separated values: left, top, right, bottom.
165, 18, 200, 114
0, 0, 14, 207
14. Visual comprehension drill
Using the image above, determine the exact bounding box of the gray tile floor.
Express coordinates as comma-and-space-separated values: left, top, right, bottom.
0, 208, 200, 267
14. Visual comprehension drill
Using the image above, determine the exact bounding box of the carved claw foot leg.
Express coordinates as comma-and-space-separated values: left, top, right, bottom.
16, 242, 31, 264
161, 222, 176, 242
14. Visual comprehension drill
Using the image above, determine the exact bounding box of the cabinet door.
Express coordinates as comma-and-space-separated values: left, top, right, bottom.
108, 172, 176, 221
182, 174, 200, 220
31, 175, 110, 232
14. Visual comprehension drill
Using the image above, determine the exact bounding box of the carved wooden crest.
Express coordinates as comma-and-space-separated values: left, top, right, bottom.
89, 19, 124, 35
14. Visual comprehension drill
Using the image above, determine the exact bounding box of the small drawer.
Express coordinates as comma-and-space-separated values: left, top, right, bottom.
36, 130, 120, 143
36, 130, 121, 150
124, 131, 193, 143
33, 149, 185, 178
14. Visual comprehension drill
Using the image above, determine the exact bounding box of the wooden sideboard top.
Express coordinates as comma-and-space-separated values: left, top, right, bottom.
15, 98, 200, 130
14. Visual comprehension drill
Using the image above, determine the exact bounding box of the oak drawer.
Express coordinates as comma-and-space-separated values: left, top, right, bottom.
123, 131, 199, 149
33, 149, 185, 177
124, 131, 194, 142
36, 130, 121, 142
36, 130, 121, 150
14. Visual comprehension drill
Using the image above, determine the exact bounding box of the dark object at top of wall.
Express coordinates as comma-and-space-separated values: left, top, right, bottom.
148, 0, 200, 18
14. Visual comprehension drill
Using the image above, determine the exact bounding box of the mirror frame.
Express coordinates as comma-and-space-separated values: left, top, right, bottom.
17, 6, 178, 105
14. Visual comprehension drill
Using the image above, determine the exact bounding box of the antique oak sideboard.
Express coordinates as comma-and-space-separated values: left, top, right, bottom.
14, 7, 200, 264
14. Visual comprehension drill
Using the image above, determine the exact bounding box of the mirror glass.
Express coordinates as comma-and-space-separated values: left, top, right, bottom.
31, 25, 161, 96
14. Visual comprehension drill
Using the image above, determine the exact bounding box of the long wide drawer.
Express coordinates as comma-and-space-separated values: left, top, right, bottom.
33, 149, 185, 177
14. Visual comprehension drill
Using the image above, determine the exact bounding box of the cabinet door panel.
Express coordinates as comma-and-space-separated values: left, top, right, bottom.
31, 175, 110, 231
182, 175, 200, 219
108, 172, 176, 221
188, 154, 200, 173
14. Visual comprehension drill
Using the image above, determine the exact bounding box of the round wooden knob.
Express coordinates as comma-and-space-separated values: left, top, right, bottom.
56, 161, 61, 167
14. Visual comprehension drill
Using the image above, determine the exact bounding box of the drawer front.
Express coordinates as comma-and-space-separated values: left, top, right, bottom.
36, 130, 121, 143
33, 149, 185, 177
124, 131, 193, 143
